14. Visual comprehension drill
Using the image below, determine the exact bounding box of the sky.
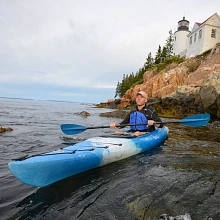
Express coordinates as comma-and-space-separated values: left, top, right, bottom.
0, 0, 219, 103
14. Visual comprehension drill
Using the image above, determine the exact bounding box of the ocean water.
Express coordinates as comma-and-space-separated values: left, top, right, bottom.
0, 98, 219, 220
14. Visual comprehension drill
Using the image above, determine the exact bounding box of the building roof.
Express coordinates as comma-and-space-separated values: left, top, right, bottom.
189, 12, 220, 35
196, 12, 219, 27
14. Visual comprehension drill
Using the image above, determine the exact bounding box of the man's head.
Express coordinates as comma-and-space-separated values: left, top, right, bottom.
136, 91, 148, 106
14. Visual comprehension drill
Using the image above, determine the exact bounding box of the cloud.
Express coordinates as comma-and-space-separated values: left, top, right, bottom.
0, 0, 220, 102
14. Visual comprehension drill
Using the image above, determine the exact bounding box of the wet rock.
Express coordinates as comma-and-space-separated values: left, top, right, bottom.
155, 91, 204, 118
116, 98, 131, 109
74, 111, 91, 117
123, 165, 220, 220
159, 213, 191, 220
108, 101, 116, 109
200, 72, 220, 118
207, 121, 220, 129
0, 127, 13, 133
154, 72, 220, 118
108, 99, 114, 104
99, 110, 128, 119
95, 102, 109, 108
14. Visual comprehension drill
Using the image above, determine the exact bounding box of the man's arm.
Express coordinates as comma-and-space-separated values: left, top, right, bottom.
110, 112, 130, 128
119, 113, 130, 125
151, 111, 163, 128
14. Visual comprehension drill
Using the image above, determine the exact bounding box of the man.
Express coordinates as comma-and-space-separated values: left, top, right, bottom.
110, 91, 163, 136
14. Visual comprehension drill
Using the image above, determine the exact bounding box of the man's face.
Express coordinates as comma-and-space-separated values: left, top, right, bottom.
136, 94, 147, 106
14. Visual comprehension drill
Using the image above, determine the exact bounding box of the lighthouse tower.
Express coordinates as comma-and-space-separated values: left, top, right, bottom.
173, 17, 190, 57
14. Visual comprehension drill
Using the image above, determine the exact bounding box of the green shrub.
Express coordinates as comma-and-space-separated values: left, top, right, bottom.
153, 56, 185, 75
186, 59, 200, 72
130, 79, 144, 88
196, 49, 211, 60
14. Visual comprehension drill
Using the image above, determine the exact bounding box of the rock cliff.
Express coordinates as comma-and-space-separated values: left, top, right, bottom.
121, 43, 220, 118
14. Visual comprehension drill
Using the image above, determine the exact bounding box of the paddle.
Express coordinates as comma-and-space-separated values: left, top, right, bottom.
60, 113, 210, 135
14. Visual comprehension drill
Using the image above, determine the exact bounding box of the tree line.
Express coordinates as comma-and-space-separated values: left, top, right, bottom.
114, 30, 179, 98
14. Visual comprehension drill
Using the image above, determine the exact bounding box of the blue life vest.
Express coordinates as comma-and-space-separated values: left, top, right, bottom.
130, 111, 149, 131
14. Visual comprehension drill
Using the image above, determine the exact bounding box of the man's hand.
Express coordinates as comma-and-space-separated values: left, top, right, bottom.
133, 131, 142, 136
148, 120, 155, 126
148, 120, 160, 127
110, 123, 117, 128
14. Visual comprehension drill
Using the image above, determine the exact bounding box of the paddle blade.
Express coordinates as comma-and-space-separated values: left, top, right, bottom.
61, 124, 87, 135
180, 113, 210, 127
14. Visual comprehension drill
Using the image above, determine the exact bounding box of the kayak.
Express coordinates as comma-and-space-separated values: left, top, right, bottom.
8, 126, 169, 187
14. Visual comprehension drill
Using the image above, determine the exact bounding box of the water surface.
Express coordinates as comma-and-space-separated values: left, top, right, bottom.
0, 98, 219, 220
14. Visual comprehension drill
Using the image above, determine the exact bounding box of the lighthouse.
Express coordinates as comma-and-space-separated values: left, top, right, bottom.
173, 17, 190, 57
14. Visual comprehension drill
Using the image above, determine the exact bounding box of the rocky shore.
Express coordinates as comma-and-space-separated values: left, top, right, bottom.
97, 43, 220, 119
92, 46, 220, 219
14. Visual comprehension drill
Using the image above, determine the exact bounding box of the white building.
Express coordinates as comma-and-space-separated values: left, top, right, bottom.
173, 17, 190, 57
186, 13, 220, 57
173, 13, 220, 58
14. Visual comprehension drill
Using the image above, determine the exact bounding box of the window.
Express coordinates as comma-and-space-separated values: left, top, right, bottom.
194, 33, 197, 42
199, 29, 202, 39
211, 29, 216, 38
190, 36, 192, 44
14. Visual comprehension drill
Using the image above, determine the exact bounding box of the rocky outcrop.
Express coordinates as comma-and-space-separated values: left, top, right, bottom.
121, 43, 220, 118
95, 99, 120, 109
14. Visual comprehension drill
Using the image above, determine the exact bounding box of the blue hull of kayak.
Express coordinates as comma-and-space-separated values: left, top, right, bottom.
8, 127, 169, 187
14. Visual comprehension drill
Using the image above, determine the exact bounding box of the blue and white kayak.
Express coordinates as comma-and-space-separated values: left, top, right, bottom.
8, 126, 169, 187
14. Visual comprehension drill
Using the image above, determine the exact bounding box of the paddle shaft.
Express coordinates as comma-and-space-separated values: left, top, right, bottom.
89, 118, 206, 129
86, 121, 174, 129
85, 123, 159, 130
61, 114, 210, 135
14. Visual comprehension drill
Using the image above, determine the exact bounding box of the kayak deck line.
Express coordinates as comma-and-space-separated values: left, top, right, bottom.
85, 141, 123, 146
100, 134, 137, 138
12, 138, 128, 161
12, 146, 110, 161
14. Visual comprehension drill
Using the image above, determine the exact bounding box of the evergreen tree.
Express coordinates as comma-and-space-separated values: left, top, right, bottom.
114, 81, 121, 98
145, 52, 154, 70
161, 46, 167, 61
154, 45, 162, 64
165, 30, 174, 58
114, 29, 178, 98
120, 74, 131, 97
120, 74, 126, 97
